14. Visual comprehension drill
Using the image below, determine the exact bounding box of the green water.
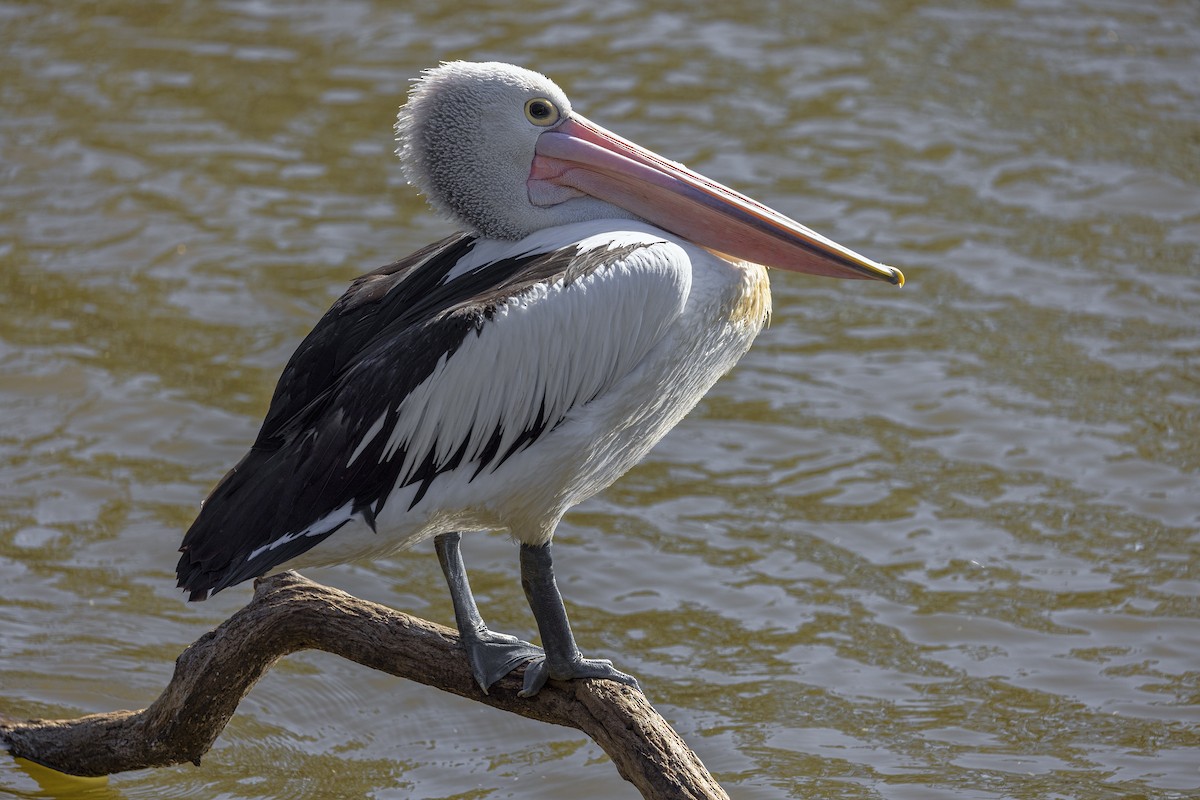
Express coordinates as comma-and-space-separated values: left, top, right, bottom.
2, 1, 1198, 798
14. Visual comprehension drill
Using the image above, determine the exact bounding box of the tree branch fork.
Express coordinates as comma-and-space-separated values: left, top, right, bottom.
1, 571, 729, 800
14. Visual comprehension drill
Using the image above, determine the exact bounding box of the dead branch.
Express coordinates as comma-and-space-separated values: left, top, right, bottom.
0, 571, 728, 800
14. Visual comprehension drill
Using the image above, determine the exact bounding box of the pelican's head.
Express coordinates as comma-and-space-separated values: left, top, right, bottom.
395, 61, 903, 285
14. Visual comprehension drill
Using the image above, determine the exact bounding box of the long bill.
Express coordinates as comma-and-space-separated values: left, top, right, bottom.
530, 115, 903, 286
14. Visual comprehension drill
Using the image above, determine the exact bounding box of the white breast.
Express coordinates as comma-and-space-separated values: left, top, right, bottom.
288, 224, 771, 566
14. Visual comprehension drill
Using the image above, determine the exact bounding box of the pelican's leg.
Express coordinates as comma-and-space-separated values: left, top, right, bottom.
517, 541, 641, 697
435, 532, 542, 694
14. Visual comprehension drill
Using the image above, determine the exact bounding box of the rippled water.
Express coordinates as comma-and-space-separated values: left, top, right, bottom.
2, 1, 1198, 798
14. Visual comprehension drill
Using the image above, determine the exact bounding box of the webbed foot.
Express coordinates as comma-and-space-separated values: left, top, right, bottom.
519, 653, 640, 697
460, 627, 544, 694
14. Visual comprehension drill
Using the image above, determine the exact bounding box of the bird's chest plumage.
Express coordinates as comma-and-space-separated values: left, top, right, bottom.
612, 256, 770, 431
638, 256, 770, 415
487, 255, 771, 539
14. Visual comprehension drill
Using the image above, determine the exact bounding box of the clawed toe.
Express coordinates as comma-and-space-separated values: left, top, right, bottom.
518, 655, 640, 698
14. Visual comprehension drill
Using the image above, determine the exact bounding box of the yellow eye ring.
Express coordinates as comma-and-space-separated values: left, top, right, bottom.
524, 97, 561, 127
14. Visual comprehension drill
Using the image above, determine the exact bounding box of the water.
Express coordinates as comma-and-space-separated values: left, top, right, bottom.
2, 1, 1198, 797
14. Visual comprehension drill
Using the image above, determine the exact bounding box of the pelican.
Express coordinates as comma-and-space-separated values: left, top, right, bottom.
176, 61, 903, 697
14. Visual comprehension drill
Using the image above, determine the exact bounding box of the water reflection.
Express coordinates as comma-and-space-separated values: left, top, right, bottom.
2, 1, 1199, 798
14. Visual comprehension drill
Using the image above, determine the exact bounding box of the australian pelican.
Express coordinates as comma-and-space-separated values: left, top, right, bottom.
176, 61, 903, 697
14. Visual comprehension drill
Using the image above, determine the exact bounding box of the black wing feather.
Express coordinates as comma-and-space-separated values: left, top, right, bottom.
176, 235, 638, 599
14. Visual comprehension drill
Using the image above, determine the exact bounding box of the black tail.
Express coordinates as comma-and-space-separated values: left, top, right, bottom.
174, 441, 347, 600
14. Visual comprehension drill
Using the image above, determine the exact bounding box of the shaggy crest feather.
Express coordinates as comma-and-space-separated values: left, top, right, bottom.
394, 61, 636, 240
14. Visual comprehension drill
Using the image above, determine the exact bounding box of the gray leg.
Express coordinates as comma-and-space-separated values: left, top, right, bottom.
435, 532, 542, 694
518, 542, 640, 697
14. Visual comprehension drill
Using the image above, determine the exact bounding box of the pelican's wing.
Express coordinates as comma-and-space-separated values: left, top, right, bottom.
176, 228, 691, 599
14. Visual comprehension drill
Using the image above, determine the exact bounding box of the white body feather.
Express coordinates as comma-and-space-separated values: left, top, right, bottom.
278, 220, 769, 567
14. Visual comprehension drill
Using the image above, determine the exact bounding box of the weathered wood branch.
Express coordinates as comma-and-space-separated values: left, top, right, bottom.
1, 571, 728, 800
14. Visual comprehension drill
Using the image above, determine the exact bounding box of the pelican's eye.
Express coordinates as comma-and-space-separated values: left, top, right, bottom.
524, 97, 560, 127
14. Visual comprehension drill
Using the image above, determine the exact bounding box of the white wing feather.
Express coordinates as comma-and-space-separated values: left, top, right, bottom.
380, 230, 692, 483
